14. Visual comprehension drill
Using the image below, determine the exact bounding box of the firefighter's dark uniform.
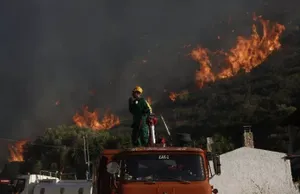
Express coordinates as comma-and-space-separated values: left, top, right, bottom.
129, 86, 152, 147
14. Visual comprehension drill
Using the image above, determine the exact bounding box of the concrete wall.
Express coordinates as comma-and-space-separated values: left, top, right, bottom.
209, 147, 299, 194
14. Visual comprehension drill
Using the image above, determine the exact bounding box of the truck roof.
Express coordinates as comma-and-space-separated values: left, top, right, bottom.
126, 147, 204, 152
102, 147, 205, 156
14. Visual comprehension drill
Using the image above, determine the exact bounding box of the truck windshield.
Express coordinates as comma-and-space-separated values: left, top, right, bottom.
122, 154, 205, 182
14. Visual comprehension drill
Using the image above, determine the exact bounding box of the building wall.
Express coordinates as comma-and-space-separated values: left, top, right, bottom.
209, 147, 299, 194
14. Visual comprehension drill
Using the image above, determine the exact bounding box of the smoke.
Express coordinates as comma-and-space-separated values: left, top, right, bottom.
0, 0, 299, 142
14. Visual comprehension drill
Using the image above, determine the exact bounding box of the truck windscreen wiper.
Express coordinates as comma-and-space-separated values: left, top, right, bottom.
141, 175, 156, 184
144, 179, 156, 184
164, 176, 191, 184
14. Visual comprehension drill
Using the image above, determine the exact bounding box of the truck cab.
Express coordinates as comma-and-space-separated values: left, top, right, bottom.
95, 147, 220, 194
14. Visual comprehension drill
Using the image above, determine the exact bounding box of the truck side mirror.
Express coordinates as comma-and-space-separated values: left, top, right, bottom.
212, 155, 221, 175
106, 162, 120, 175
106, 161, 120, 191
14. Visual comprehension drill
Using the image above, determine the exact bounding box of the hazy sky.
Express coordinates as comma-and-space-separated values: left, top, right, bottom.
0, 0, 298, 142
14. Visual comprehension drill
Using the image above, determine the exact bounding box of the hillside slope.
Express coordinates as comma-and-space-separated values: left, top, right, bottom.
151, 24, 300, 152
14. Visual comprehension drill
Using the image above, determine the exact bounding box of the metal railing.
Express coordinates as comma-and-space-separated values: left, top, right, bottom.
39, 170, 59, 178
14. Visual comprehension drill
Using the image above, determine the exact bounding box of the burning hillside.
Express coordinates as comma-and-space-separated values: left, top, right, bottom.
73, 106, 120, 130
8, 140, 27, 162
169, 14, 285, 101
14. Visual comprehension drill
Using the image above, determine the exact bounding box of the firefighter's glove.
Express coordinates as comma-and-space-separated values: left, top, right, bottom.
129, 97, 138, 105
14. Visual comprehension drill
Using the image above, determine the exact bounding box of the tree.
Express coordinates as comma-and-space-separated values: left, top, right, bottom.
22, 125, 133, 178
32, 160, 42, 174
212, 133, 235, 154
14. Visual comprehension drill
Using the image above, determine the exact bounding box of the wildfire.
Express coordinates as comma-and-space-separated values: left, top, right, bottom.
73, 106, 120, 130
8, 140, 27, 162
169, 92, 178, 102
168, 90, 189, 102
191, 14, 285, 88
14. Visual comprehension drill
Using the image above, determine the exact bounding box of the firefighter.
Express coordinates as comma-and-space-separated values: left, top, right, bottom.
129, 86, 152, 147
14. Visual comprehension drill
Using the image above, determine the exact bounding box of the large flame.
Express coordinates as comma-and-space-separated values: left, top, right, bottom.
191, 14, 285, 88
73, 106, 120, 130
8, 140, 27, 162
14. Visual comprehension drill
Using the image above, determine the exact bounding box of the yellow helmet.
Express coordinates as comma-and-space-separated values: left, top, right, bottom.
133, 86, 143, 94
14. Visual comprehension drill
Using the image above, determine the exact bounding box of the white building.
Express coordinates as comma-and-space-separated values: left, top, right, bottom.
209, 130, 299, 194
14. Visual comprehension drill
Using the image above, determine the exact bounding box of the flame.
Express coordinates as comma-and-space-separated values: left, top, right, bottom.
146, 97, 152, 105
191, 14, 285, 88
168, 90, 189, 102
73, 106, 120, 130
8, 140, 27, 162
169, 92, 178, 102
